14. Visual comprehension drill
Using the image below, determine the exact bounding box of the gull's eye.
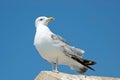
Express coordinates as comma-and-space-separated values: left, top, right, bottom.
39, 18, 43, 21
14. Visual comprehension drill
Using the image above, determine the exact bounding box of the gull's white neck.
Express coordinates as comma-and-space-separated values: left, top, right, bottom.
36, 24, 51, 33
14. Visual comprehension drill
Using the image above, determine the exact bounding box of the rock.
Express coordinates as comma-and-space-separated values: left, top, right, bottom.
35, 71, 120, 80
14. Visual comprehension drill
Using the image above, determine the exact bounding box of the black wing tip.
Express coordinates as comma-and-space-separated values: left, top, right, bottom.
88, 66, 95, 71
82, 59, 96, 65
71, 56, 96, 72
81, 59, 96, 71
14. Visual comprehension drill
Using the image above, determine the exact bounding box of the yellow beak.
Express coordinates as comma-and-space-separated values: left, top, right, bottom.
46, 17, 54, 22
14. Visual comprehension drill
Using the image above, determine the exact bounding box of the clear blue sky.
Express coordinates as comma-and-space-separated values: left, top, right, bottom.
0, 0, 120, 79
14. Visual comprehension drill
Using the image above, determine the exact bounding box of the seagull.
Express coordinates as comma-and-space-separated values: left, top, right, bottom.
34, 16, 96, 73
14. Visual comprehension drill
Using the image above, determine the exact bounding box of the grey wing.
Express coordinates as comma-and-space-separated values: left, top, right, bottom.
61, 45, 84, 58
69, 46, 85, 57
57, 41, 96, 71
51, 34, 68, 44
51, 34, 85, 57
51, 34, 96, 71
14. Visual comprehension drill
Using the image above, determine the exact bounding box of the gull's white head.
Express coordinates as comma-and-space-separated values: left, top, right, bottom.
35, 16, 54, 27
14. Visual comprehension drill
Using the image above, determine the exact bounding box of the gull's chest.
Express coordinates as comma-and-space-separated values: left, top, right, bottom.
34, 30, 53, 49
34, 27, 52, 44
35, 32, 58, 53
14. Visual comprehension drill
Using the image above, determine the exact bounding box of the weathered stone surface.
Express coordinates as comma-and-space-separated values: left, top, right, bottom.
35, 71, 120, 80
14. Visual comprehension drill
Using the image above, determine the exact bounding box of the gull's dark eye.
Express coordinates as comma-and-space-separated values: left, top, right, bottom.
40, 18, 43, 21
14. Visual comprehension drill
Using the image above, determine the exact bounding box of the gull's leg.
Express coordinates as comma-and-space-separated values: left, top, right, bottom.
55, 58, 58, 71
52, 63, 55, 71
52, 58, 59, 73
